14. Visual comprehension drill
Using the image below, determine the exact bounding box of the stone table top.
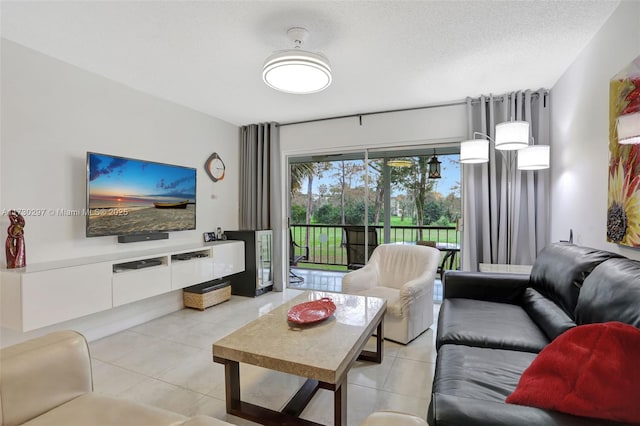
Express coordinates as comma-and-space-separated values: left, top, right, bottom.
212, 291, 386, 384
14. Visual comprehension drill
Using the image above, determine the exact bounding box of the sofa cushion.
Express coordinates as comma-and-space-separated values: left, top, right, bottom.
575, 258, 640, 327
21, 394, 187, 426
443, 271, 530, 303
521, 288, 576, 341
506, 322, 640, 424
529, 243, 622, 318
21, 394, 234, 426
433, 345, 537, 403
429, 393, 624, 426
429, 345, 625, 425
436, 298, 549, 352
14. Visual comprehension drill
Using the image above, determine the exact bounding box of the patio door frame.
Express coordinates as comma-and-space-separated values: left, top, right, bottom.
284, 142, 461, 279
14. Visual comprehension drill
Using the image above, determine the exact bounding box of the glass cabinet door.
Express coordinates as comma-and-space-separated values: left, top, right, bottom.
256, 230, 272, 288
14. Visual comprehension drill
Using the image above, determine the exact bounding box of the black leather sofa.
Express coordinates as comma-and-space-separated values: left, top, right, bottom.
428, 243, 640, 426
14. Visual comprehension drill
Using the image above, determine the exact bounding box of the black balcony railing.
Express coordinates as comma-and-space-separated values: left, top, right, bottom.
290, 224, 460, 270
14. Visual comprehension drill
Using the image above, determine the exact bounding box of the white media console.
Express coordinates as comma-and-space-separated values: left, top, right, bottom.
0, 240, 244, 332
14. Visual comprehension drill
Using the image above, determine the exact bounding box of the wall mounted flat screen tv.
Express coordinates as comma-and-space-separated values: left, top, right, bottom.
86, 152, 196, 237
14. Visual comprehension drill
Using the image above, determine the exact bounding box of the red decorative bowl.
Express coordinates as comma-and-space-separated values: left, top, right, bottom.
287, 297, 337, 324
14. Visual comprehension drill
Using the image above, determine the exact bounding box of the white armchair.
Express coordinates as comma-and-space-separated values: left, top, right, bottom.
342, 244, 440, 344
0, 331, 233, 426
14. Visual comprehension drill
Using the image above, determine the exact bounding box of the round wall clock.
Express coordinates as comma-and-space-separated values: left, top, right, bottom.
205, 152, 226, 182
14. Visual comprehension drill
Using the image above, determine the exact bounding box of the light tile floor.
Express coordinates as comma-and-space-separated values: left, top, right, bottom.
90, 289, 440, 426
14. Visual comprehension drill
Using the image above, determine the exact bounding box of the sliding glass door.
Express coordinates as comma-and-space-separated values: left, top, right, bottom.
288, 147, 461, 276
289, 152, 368, 270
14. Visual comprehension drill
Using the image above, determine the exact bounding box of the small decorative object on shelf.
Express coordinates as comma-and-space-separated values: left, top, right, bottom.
5, 210, 26, 269
203, 232, 217, 242
216, 227, 223, 240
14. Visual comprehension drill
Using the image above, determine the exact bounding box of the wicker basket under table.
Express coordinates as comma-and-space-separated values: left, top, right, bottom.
183, 280, 231, 311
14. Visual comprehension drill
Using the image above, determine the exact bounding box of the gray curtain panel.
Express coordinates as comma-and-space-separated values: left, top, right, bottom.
239, 122, 283, 291
462, 90, 550, 270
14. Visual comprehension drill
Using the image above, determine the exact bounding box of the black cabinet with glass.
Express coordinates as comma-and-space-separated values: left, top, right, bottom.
224, 230, 273, 297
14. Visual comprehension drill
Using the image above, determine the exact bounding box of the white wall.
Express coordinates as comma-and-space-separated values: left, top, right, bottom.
280, 104, 467, 155
1, 39, 239, 264
0, 40, 239, 345
550, 1, 640, 260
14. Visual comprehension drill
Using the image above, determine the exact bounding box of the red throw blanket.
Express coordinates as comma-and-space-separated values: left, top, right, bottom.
506, 322, 640, 424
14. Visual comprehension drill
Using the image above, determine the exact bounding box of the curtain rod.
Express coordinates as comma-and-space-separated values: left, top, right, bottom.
278, 100, 464, 127
277, 90, 548, 127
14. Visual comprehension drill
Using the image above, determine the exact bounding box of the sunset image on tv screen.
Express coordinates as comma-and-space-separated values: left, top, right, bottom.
86, 152, 196, 237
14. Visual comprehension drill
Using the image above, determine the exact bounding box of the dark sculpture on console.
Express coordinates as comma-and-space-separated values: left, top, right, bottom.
5, 210, 26, 269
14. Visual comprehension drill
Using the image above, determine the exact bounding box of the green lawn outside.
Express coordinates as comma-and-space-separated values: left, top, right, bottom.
290, 218, 460, 269
296, 263, 348, 272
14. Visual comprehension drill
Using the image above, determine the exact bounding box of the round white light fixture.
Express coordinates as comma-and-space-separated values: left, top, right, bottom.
262, 28, 332, 94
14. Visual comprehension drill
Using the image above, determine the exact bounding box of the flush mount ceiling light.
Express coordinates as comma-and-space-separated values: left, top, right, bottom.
263, 27, 332, 94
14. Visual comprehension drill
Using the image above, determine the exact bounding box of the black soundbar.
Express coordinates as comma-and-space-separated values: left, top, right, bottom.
116, 259, 163, 270
118, 233, 168, 243
173, 253, 208, 261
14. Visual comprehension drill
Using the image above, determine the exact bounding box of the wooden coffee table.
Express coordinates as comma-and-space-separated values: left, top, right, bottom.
212, 290, 386, 426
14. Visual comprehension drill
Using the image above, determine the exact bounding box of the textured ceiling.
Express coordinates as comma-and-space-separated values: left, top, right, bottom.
1, 1, 619, 125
